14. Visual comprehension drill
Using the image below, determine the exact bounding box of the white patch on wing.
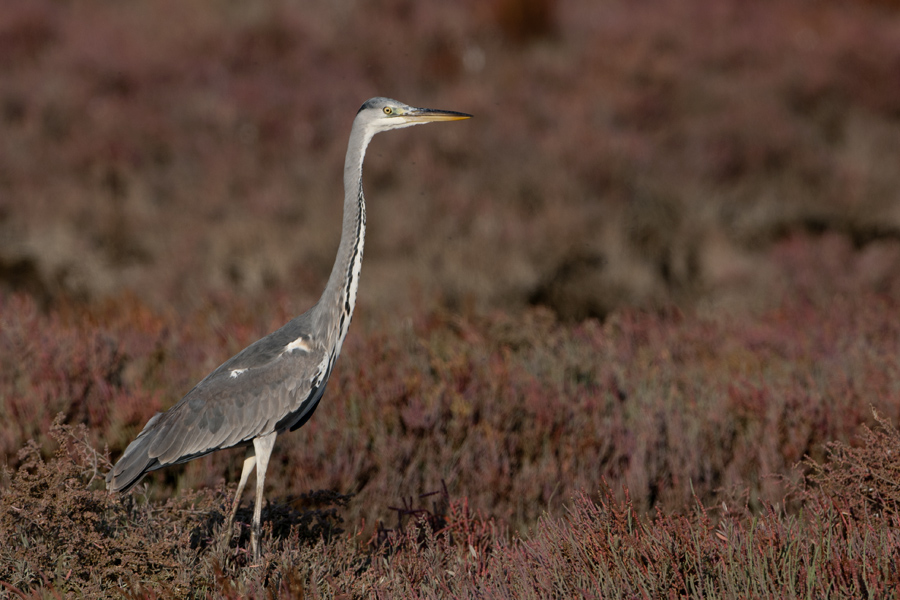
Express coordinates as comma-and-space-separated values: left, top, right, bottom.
313, 352, 331, 387
230, 368, 247, 378
284, 337, 312, 354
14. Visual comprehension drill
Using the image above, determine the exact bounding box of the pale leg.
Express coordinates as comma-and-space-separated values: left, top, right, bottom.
250, 431, 277, 561
224, 448, 256, 540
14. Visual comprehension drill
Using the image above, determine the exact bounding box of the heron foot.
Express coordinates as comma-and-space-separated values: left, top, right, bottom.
222, 515, 235, 543
250, 521, 262, 561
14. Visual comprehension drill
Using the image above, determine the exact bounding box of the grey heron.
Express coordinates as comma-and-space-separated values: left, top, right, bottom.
106, 97, 471, 560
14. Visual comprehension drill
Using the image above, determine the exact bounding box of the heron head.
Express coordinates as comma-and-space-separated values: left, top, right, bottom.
357, 97, 471, 134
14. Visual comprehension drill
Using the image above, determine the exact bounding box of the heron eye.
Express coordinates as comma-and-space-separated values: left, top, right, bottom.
383, 106, 393, 115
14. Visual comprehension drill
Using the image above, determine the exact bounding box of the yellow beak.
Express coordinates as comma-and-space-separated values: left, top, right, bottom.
403, 107, 473, 122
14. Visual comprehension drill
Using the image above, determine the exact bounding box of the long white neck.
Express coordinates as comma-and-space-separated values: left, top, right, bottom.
312, 119, 374, 356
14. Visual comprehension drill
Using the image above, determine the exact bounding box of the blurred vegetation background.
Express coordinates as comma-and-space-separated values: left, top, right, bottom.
2, 0, 898, 321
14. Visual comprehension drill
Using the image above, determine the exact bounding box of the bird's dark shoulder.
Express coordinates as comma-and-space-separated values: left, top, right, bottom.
201, 312, 321, 380
165, 311, 323, 418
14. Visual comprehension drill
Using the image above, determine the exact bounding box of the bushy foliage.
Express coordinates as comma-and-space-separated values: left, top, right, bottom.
0, 417, 350, 598
805, 410, 900, 520
4, 255, 900, 534
2, 414, 899, 598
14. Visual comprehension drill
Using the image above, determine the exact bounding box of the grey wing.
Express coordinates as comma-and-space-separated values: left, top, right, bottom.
106, 315, 331, 492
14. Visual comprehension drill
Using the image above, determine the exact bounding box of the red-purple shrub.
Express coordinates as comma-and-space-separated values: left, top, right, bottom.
0, 293, 123, 458
805, 409, 900, 520
0, 417, 351, 598
6, 272, 900, 535
2, 400, 900, 597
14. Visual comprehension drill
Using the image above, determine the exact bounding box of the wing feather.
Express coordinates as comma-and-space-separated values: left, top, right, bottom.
108, 313, 331, 491
157, 418, 196, 464
146, 420, 179, 460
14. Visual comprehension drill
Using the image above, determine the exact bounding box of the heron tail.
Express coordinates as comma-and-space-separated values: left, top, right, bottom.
106, 412, 164, 493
